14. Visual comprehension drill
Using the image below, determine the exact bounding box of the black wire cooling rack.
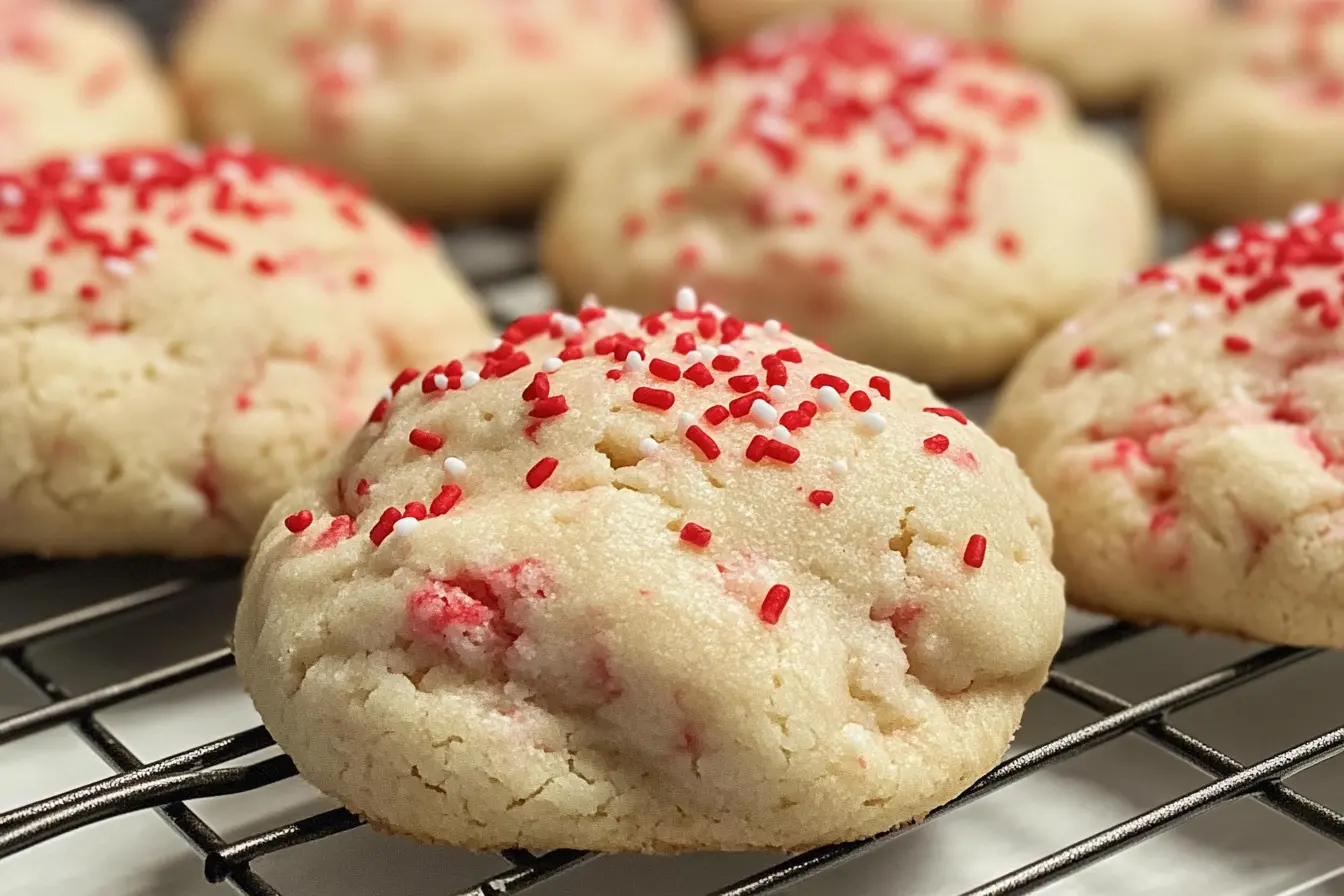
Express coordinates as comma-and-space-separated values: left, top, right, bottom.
0, 551, 1342, 896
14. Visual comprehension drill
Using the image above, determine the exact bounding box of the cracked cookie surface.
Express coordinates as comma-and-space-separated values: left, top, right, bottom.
0, 0, 181, 167
236, 294, 1064, 852
172, 0, 692, 220
0, 144, 490, 557
541, 17, 1155, 392
992, 203, 1344, 648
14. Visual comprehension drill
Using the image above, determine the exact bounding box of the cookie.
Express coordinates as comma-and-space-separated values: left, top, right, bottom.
540, 18, 1155, 392
688, 0, 1216, 109
0, 145, 491, 557
0, 0, 181, 168
235, 293, 1065, 853
172, 0, 692, 220
991, 203, 1344, 648
1146, 0, 1344, 227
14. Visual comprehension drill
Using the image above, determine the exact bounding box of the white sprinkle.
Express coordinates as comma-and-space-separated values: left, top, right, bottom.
488, 338, 504, 352
542, 357, 562, 373
768, 385, 787, 402
817, 385, 841, 410
103, 257, 134, 278
225, 134, 253, 152
1190, 303, 1214, 320
443, 457, 467, 477
392, 517, 420, 537
624, 351, 645, 372
1213, 228, 1240, 251
829, 459, 849, 476
638, 437, 659, 457
175, 143, 204, 162
1060, 319, 1082, 336
71, 155, 102, 180
1153, 320, 1175, 339
677, 412, 696, 433
675, 286, 699, 312
857, 412, 887, 435
750, 399, 778, 426
130, 157, 157, 181
771, 425, 791, 442
1, 184, 23, 206
557, 315, 582, 336
701, 302, 726, 320
432, 373, 449, 390
580, 293, 599, 309
380, 388, 394, 404
336, 41, 377, 80
717, 343, 737, 356
763, 319, 783, 336
1263, 220, 1287, 239
461, 371, 480, 389
214, 160, 248, 183
1290, 202, 1322, 226
696, 343, 718, 361
685, 351, 703, 364
136, 247, 157, 263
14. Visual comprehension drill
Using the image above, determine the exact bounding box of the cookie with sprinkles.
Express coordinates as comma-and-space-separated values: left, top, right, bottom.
1147, 0, 1344, 227
992, 203, 1344, 648
688, 0, 1216, 109
0, 144, 491, 557
540, 17, 1155, 392
0, 0, 182, 167
172, 0, 691, 220
235, 291, 1065, 853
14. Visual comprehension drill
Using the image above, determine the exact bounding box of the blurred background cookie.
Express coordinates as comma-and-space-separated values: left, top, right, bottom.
992, 202, 1344, 648
542, 17, 1156, 392
0, 145, 491, 557
0, 0, 182, 167
172, 0, 693, 221
688, 0, 1217, 110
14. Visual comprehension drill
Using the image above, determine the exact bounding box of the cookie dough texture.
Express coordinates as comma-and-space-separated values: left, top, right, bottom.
1147, 0, 1344, 227
992, 204, 1344, 648
237, 301, 1065, 852
541, 19, 1155, 392
688, 0, 1216, 108
0, 0, 181, 168
173, 0, 692, 220
0, 145, 490, 557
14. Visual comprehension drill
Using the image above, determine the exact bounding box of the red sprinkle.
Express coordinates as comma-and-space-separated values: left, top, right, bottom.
685, 425, 721, 460
759, 584, 791, 625
29, 266, 48, 292
684, 362, 714, 387
849, 390, 873, 411
763, 439, 801, 464
1072, 347, 1096, 370
746, 434, 769, 461
429, 484, 463, 516
868, 376, 891, 400
729, 374, 760, 393
649, 358, 682, 381
284, 510, 314, 533
633, 387, 676, 410
408, 428, 444, 451
529, 395, 569, 418
963, 534, 987, 568
808, 490, 834, 507
369, 507, 402, 546
188, 227, 232, 254
712, 354, 741, 372
680, 522, 712, 547
810, 373, 849, 393
703, 404, 730, 425
522, 371, 550, 401
924, 406, 968, 425
729, 391, 769, 417
924, 434, 950, 454
527, 457, 559, 488
1223, 334, 1253, 354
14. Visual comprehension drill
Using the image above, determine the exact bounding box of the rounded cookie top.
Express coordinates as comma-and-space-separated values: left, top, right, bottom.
172, 0, 691, 219
688, 0, 1216, 108
0, 0, 182, 167
0, 144, 490, 557
236, 293, 1065, 853
542, 16, 1154, 390
992, 202, 1344, 647
1146, 0, 1344, 227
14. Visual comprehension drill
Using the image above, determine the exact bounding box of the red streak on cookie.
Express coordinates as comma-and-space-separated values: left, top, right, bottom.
313, 514, 356, 548
924, 406, 968, 425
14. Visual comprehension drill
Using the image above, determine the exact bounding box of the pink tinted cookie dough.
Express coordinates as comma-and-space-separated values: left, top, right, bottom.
236, 293, 1065, 853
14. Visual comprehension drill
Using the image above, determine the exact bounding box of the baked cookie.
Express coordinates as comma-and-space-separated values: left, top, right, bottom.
1147, 0, 1344, 227
0, 145, 491, 557
0, 0, 181, 168
541, 18, 1155, 392
992, 203, 1344, 648
688, 0, 1217, 109
172, 0, 691, 220
236, 294, 1065, 853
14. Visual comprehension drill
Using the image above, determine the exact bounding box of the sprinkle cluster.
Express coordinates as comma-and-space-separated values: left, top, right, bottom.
1243, 0, 1344, 101
2, 144, 416, 329
618, 16, 1047, 269
285, 290, 991, 628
